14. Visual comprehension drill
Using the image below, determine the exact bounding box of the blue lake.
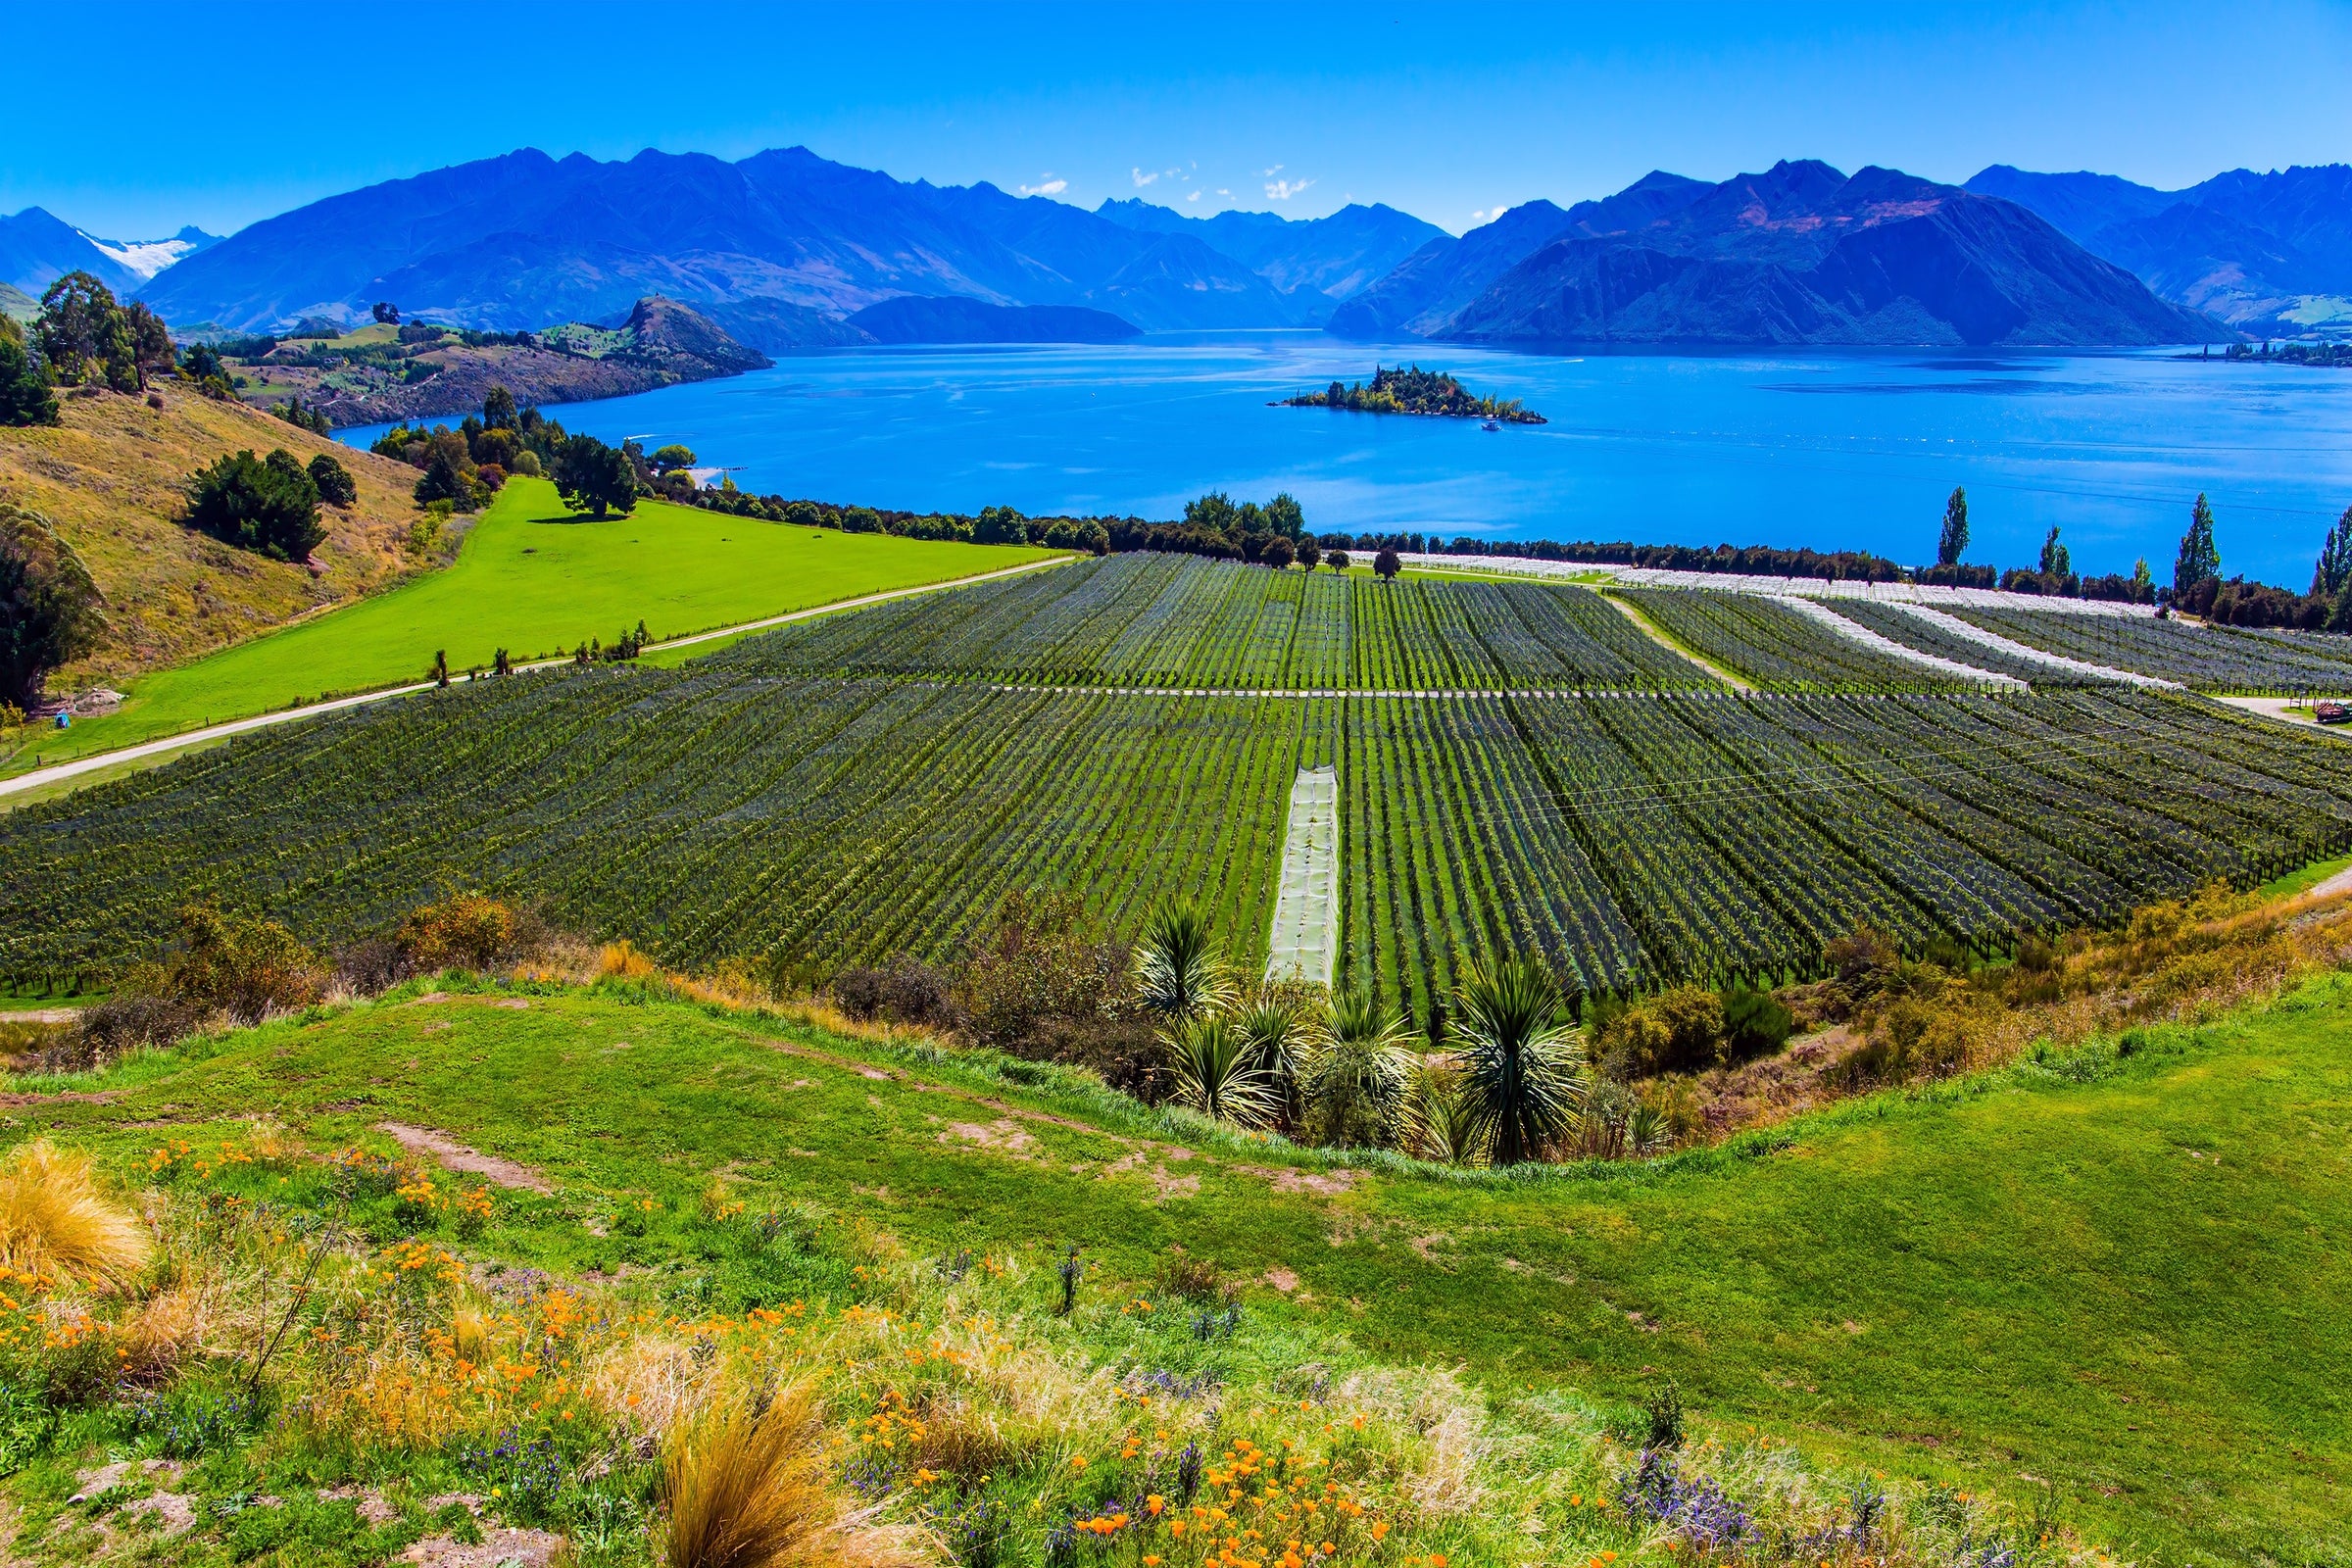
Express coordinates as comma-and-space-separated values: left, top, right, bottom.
344, 333, 2352, 587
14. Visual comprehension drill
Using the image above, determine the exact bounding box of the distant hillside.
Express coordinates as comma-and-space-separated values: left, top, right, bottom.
135, 146, 1305, 335
1339, 162, 2214, 346
0, 386, 426, 692
1968, 163, 2352, 335
0, 282, 33, 323
847, 296, 1141, 343
228, 297, 769, 426
1094, 199, 1444, 321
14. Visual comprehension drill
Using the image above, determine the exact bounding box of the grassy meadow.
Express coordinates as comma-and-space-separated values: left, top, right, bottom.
6, 477, 1062, 775
10, 963, 2348, 1565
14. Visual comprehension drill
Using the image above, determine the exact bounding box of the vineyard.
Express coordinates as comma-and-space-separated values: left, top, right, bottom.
1950, 605, 2352, 693
10, 627, 2352, 1015
1614, 588, 1997, 692
1823, 599, 2119, 687
721, 552, 1718, 690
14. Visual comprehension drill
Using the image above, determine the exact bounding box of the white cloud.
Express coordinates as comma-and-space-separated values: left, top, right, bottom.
1265, 177, 1315, 201
1216, 188, 1230, 197
1261, 164, 1283, 177
1185, 189, 1201, 203
1018, 174, 1068, 197
1470, 202, 1515, 223
1132, 167, 1160, 187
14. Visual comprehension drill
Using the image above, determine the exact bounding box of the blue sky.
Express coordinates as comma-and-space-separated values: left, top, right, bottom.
10, 1, 2350, 239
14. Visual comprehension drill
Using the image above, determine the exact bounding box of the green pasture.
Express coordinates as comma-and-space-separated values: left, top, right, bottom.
26, 969, 2352, 1566
4, 477, 1061, 776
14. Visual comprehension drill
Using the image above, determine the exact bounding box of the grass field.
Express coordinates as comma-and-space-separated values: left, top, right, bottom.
4, 477, 1061, 774
16, 965, 2348, 1565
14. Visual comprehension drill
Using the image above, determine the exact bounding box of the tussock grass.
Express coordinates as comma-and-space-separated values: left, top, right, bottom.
664, 1384, 935, 1568
0, 1138, 150, 1288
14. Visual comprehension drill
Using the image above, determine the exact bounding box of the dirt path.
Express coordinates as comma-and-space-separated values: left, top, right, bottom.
2213, 695, 2352, 733
1266, 765, 1339, 986
1596, 591, 1755, 692
0, 557, 1071, 804
376, 1122, 553, 1192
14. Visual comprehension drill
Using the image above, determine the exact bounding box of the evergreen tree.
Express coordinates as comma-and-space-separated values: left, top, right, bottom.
482, 383, 518, 430
1, 508, 106, 710
182, 448, 326, 562
1936, 486, 1969, 565
2313, 503, 2352, 599
2038, 526, 2071, 578
2174, 493, 2222, 597
0, 320, 59, 428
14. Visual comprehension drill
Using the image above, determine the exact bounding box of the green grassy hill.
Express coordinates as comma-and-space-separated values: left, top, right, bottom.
18, 966, 2350, 1565
6, 477, 1062, 775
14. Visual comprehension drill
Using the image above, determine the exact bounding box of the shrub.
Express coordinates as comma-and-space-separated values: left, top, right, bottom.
0, 1139, 153, 1289
954, 889, 1133, 1054
1838, 998, 1973, 1086
183, 448, 326, 562
307, 452, 357, 506
1719, 987, 1795, 1064
160, 900, 324, 1023
58, 994, 210, 1071
831, 956, 951, 1027
398, 893, 519, 971
1599, 985, 1724, 1077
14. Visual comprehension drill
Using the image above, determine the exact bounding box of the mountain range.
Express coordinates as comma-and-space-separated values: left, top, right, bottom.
0, 207, 220, 299
15, 147, 2351, 350
1965, 164, 2352, 335
136, 147, 1415, 342
1334, 162, 2213, 346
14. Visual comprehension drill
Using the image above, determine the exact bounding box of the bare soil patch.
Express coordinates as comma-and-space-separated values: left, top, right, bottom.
377, 1121, 551, 1192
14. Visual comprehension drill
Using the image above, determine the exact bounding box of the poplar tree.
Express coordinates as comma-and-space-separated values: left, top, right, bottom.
1936, 486, 1969, 565
2312, 503, 2352, 599
2174, 494, 2221, 597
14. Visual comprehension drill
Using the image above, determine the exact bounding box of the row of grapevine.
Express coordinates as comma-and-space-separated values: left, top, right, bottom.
1824, 600, 2115, 686
718, 554, 1720, 692
1617, 589, 1990, 692
1950, 606, 2352, 694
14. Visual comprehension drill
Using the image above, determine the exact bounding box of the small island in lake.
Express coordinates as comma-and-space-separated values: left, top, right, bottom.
1280, 364, 1546, 423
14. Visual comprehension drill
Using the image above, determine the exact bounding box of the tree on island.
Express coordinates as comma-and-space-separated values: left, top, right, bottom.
1374, 546, 1401, 581
2313, 503, 2352, 599
553, 434, 638, 519
1936, 487, 1969, 565
2174, 494, 2222, 598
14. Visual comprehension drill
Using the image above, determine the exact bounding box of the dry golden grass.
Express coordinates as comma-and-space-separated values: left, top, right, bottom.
663, 1383, 937, 1568
0, 386, 427, 686
0, 1139, 153, 1289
